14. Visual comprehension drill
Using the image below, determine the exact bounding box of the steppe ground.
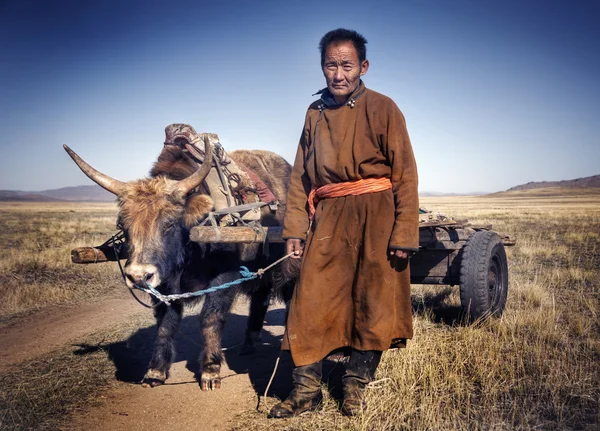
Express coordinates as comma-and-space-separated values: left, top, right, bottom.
0, 190, 598, 430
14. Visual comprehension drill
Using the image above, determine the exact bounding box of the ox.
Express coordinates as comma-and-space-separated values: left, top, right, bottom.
64, 138, 295, 390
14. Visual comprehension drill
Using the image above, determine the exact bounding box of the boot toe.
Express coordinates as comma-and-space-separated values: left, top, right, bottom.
268, 402, 294, 419
341, 398, 365, 416
268, 391, 323, 419
341, 380, 367, 416
269, 362, 324, 419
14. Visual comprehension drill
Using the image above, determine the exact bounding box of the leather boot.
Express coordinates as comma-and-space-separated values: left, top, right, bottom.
341, 349, 382, 416
269, 361, 323, 418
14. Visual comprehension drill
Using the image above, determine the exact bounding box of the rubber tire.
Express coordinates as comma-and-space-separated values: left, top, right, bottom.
459, 231, 509, 320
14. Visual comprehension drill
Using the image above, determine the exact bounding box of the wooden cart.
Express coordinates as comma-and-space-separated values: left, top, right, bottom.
72, 211, 515, 320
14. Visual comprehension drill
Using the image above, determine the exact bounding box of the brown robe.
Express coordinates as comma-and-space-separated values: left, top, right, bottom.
281, 82, 419, 366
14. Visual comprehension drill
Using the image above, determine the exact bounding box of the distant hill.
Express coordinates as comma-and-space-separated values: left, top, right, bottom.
36, 185, 114, 201
491, 186, 600, 197
0, 185, 114, 202
506, 174, 600, 192
0, 186, 492, 202
0, 190, 63, 202
6, 176, 596, 203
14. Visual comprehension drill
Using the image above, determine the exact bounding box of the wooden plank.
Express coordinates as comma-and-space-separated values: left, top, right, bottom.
189, 225, 285, 244
418, 220, 459, 228
418, 227, 477, 249
190, 225, 478, 246
71, 246, 127, 264
499, 234, 517, 246
471, 224, 493, 230
410, 249, 461, 285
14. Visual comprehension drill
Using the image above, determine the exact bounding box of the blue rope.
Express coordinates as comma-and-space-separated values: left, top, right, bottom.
131, 266, 258, 306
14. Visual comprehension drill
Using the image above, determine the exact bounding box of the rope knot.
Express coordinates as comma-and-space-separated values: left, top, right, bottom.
239, 266, 254, 278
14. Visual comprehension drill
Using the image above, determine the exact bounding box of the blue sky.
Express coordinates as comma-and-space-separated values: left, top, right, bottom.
1, 0, 598, 193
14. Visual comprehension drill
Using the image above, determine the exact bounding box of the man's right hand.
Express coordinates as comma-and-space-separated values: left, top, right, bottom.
286, 238, 304, 259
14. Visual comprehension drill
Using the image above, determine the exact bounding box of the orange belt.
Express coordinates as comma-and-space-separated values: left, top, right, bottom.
308, 177, 392, 220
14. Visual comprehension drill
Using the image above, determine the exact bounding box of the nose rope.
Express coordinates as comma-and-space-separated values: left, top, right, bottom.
113, 242, 295, 308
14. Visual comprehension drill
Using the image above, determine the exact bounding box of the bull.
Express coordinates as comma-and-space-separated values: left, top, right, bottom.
64, 137, 295, 390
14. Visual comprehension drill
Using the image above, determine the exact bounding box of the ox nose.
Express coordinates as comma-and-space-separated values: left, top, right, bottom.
127, 272, 154, 286
124, 264, 160, 288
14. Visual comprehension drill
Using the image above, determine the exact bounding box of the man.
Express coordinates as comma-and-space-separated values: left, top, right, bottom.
269, 28, 419, 418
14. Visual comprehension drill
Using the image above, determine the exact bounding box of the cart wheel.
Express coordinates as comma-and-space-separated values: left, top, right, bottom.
459, 231, 508, 320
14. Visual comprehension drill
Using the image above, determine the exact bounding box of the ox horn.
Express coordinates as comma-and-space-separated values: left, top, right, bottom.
173, 135, 213, 195
63, 144, 125, 195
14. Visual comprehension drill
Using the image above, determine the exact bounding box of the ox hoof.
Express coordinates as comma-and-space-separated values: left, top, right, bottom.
200, 372, 221, 391
141, 369, 166, 388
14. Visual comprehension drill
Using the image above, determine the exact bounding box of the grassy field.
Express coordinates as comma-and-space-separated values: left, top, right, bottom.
235, 191, 600, 430
0, 202, 122, 322
0, 192, 599, 430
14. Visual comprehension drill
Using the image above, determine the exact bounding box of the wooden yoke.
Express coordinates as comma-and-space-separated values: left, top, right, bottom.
71, 245, 128, 263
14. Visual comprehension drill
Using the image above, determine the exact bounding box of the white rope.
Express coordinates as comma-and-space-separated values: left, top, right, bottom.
255, 252, 294, 277
264, 354, 281, 398
257, 353, 282, 411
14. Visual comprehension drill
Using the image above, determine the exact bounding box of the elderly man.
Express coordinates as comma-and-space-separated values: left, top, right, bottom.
269, 28, 419, 418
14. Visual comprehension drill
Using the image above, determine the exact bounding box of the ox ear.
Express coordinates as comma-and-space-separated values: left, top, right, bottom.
183, 194, 214, 228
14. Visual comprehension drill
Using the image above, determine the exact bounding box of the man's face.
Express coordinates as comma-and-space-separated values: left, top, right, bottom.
322, 41, 369, 103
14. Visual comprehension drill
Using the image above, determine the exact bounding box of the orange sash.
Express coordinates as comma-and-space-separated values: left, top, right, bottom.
308, 177, 392, 220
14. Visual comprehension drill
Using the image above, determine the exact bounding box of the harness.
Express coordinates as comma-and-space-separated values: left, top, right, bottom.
163, 123, 279, 227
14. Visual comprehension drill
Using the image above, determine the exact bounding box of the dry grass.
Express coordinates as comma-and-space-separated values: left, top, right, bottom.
0, 202, 123, 322
0, 313, 152, 430
0, 193, 598, 430
232, 191, 600, 430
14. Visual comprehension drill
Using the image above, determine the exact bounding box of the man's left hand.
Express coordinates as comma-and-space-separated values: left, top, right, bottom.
389, 249, 410, 259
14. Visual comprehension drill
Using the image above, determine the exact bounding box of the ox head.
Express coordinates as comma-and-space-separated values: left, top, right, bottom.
64, 141, 214, 290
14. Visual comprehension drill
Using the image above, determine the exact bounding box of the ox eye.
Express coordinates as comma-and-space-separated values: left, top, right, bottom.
163, 223, 178, 232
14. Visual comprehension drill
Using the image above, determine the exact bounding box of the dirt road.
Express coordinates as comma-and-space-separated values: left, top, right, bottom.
1, 293, 293, 431
0, 291, 143, 369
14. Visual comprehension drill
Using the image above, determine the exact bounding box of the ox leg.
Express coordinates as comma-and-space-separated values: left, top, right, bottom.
198, 276, 238, 391
142, 300, 183, 388
240, 284, 270, 355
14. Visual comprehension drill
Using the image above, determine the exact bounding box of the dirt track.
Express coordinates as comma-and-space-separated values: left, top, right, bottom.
1, 293, 293, 431
0, 292, 142, 369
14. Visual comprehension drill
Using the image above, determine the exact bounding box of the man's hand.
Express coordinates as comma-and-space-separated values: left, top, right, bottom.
287, 238, 304, 259
389, 249, 410, 260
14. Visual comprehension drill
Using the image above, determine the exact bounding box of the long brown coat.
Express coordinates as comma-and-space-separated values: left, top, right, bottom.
281, 82, 419, 366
